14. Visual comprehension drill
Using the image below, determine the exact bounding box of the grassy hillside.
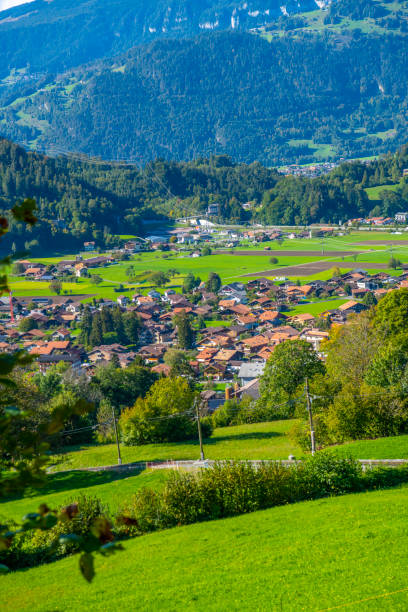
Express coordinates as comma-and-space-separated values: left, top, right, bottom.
335, 433, 408, 459
51, 420, 302, 471
4, 485, 408, 611
0, 469, 168, 524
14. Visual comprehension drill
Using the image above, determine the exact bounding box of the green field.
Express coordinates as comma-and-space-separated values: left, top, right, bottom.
4, 485, 408, 611
334, 433, 408, 460
0, 470, 168, 523
289, 297, 350, 315
49, 420, 302, 471
8, 230, 408, 302
365, 183, 401, 200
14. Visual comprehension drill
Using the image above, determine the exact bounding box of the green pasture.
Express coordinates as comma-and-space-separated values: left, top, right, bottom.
289, 298, 350, 315
5, 485, 408, 611
0, 470, 168, 524
365, 183, 401, 200
334, 433, 408, 460
48, 421, 302, 471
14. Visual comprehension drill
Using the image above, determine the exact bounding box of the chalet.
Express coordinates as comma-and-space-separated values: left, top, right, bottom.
258, 310, 284, 324
213, 349, 241, 363
234, 378, 260, 401
83, 241, 95, 251
151, 363, 171, 376
236, 314, 258, 329
290, 313, 315, 326
337, 300, 367, 314
37, 353, 82, 374
203, 362, 227, 380
300, 328, 330, 353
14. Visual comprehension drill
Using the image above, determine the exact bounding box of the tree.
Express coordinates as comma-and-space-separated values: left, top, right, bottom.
174, 311, 194, 349
49, 280, 62, 295
259, 339, 325, 410
269, 257, 278, 264
12, 262, 25, 275
93, 362, 157, 410
112, 305, 127, 344
164, 349, 196, 380
89, 312, 103, 346
201, 244, 212, 256
373, 288, 408, 336
79, 305, 93, 345
18, 317, 37, 332
120, 377, 211, 444
205, 272, 221, 293
361, 291, 377, 307
90, 274, 103, 285
123, 311, 141, 344
325, 312, 381, 386
183, 272, 199, 293
150, 271, 169, 287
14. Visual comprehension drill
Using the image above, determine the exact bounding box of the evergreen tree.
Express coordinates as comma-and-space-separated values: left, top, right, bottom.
174, 311, 194, 349
89, 311, 104, 346
112, 305, 127, 344
205, 272, 221, 293
79, 305, 93, 345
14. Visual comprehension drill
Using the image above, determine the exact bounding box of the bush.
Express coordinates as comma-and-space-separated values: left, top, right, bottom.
115, 454, 406, 533
120, 377, 213, 444
1, 495, 110, 570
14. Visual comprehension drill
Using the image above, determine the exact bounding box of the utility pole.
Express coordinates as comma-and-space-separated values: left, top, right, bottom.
305, 377, 316, 456
195, 398, 205, 461
112, 404, 122, 465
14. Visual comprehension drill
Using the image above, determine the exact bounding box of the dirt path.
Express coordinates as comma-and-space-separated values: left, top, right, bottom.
215, 249, 359, 257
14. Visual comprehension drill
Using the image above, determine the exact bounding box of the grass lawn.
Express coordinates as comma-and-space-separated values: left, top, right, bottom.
0, 470, 168, 524
333, 433, 408, 459
49, 420, 302, 471
204, 320, 231, 327
289, 297, 350, 315
4, 485, 408, 611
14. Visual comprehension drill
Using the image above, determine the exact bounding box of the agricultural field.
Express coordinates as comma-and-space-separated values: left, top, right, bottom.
4, 485, 408, 611
8, 230, 408, 313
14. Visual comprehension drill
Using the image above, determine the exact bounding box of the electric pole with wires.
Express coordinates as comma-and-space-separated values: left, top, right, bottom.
195, 398, 205, 461
112, 404, 122, 465
305, 377, 316, 455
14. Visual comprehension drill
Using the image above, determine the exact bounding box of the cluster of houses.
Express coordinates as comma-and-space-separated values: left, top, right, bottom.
2, 263, 408, 405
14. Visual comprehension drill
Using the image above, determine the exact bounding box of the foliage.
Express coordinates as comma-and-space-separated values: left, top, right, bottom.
117, 455, 408, 534
119, 377, 211, 444
205, 272, 222, 293
258, 339, 325, 413
173, 311, 195, 349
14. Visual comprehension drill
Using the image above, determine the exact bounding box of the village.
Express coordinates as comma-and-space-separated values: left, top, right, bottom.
2, 224, 408, 410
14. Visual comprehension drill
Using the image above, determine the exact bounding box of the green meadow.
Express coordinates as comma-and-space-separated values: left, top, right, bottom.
48, 420, 302, 471
4, 485, 408, 611
8, 230, 408, 301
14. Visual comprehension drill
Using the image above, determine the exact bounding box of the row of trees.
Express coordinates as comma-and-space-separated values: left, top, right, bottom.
80, 305, 141, 347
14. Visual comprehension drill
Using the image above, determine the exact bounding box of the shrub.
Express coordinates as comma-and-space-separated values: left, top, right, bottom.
1, 495, 110, 570
120, 377, 212, 445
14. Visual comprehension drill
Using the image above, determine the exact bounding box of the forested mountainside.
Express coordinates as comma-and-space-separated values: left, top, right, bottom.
2, 29, 407, 166
0, 0, 324, 76
2, 139, 408, 254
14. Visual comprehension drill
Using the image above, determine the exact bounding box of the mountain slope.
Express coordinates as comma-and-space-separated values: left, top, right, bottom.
2, 29, 407, 165
0, 0, 325, 76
